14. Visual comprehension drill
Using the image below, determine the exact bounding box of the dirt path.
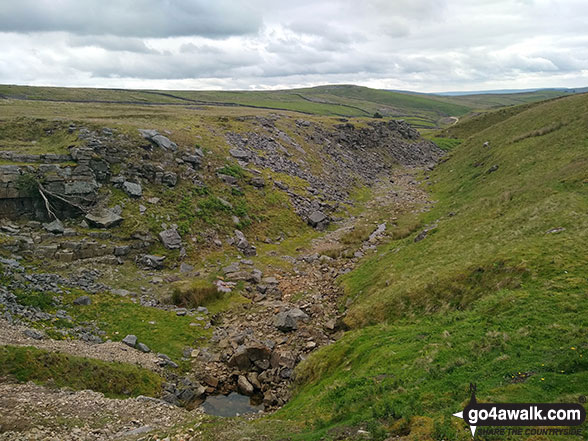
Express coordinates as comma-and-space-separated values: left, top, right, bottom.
0, 320, 162, 372
0, 383, 195, 441
189, 168, 432, 405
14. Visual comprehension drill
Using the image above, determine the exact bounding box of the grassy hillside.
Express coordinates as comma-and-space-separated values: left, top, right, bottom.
1, 84, 574, 129
196, 93, 588, 440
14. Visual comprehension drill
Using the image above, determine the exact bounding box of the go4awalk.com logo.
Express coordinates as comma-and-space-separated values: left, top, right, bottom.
452, 384, 586, 437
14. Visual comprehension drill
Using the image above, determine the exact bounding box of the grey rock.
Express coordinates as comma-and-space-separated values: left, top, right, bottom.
218, 198, 233, 209
43, 219, 65, 234
85, 209, 123, 228
139, 129, 178, 151
270, 350, 297, 369
274, 308, 309, 332
152, 134, 178, 151
222, 262, 240, 274
73, 295, 91, 305
23, 329, 44, 340
308, 211, 329, 230
218, 173, 238, 185
233, 229, 256, 256
159, 228, 182, 250
249, 177, 265, 188
137, 342, 151, 353
162, 172, 177, 187
162, 393, 180, 406
237, 375, 255, 396
63, 180, 98, 195
179, 263, 194, 273
228, 343, 271, 371
114, 246, 130, 256
137, 254, 166, 269
122, 181, 142, 198
139, 129, 159, 139
120, 426, 153, 437
369, 223, 387, 242
122, 334, 137, 348
229, 148, 251, 161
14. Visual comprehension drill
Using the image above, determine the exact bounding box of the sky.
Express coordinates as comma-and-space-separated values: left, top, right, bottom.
0, 0, 587, 93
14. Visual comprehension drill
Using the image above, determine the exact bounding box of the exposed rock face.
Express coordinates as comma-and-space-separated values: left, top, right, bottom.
226, 119, 443, 224
0, 163, 98, 220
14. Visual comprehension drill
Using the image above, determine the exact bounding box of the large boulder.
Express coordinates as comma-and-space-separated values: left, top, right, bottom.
85, 209, 123, 228
122, 334, 137, 348
43, 219, 64, 234
152, 134, 178, 151
228, 343, 271, 371
137, 254, 166, 269
159, 228, 182, 249
139, 129, 178, 152
237, 375, 255, 396
229, 148, 251, 161
73, 295, 92, 306
233, 229, 256, 256
162, 172, 178, 187
122, 181, 142, 198
308, 211, 329, 230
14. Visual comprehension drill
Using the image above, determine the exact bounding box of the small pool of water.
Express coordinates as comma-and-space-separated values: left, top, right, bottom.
200, 392, 264, 417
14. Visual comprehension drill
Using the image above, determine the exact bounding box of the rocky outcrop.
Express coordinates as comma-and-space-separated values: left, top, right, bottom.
226, 119, 443, 223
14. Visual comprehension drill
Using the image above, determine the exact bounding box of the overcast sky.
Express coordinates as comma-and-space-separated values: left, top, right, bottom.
1, 0, 587, 92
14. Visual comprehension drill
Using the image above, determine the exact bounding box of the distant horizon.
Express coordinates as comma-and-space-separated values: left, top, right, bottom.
2, 82, 588, 97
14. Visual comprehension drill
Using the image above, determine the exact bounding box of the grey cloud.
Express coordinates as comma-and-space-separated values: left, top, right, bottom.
0, 0, 261, 38
179, 43, 223, 54
69, 48, 262, 80
1, 0, 588, 92
68, 35, 156, 53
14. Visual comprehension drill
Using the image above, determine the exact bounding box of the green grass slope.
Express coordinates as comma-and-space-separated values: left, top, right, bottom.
200, 93, 588, 440
440, 89, 574, 109
1, 84, 575, 129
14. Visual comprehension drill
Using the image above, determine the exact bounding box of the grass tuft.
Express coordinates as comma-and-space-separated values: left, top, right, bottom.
171, 279, 221, 308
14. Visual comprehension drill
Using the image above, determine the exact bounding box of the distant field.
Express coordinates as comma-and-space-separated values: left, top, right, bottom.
0, 84, 577, 128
